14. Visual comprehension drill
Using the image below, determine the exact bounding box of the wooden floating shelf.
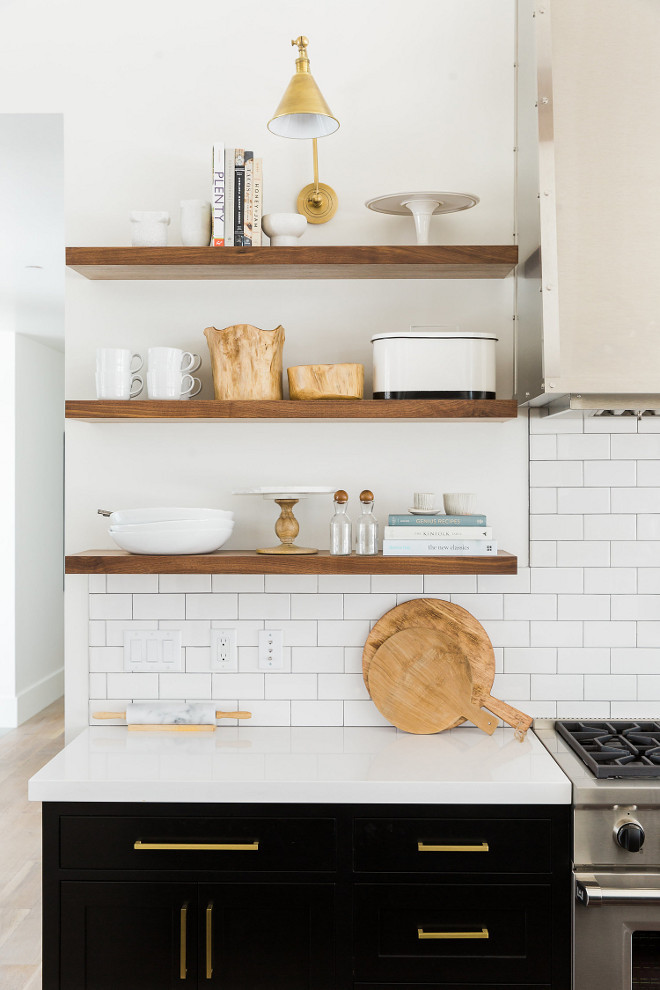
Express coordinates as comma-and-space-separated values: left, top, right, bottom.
66, 245, 519, 280
65, 550, 517, 576
65, 399, 519, 422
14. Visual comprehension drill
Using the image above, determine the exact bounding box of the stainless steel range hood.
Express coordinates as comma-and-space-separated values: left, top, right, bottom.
515, 0, 660, 413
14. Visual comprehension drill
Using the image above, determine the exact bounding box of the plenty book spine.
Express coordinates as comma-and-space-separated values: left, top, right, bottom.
383, 539, 498, 556
387, 514, 487, 527
243, 151, 254, 246
234, 149, 245, 246
211, 142, 225, 246
384, 526, 492, 540
251, 158, 263, 246
224, 148, 235, 247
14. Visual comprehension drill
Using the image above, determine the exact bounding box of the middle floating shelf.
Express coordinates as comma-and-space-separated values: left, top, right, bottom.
65, 399, 519, 422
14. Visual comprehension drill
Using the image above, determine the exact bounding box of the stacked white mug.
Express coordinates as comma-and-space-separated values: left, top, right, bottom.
96, 349, 143, 399
147, 347, 202, 399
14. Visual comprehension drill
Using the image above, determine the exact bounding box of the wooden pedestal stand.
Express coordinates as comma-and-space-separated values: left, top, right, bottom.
257, 498, 317, 555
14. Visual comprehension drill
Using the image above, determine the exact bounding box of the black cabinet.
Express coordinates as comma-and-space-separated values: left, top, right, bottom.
43, 802, 571, 990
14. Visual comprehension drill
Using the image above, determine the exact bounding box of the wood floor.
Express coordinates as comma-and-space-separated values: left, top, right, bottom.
0, 699, 64, 990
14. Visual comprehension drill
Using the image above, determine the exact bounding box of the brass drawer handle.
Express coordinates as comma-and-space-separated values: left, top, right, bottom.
180, 904, 188, 979
206, 902, 213, 979
418, 927, 489, 940
418, 842, 489, 853
134, 840, 259, 851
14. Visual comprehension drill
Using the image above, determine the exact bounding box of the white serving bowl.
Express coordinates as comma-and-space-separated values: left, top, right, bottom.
110, 525, 233, 555
107, 507, 233, 527
110, 518, 234, 534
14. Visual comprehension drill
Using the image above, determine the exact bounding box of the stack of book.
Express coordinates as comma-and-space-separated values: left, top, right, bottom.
211, 143, 263, 247
382, 513, 497, 556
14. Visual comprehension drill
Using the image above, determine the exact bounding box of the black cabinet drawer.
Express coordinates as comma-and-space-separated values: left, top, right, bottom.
60, 815, 336, 872
354, 818, 551, 874
353, 883, 552, 985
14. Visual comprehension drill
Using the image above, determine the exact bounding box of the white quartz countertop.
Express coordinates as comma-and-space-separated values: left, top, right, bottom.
28, 726, 570, 804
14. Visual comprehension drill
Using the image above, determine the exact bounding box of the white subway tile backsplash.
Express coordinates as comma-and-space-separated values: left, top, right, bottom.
637, 462, 660, 486
530, 621, 582, 647
584, 568, 636, 595
530, 488, 557, 514
212, 673, 264, 698
318, 621, 371, 647
106, 620, 158, 645
89, 621, 105, 646
212, 575, 264, 593
186, 594, 238, 620
584, 461, 636, 486
530, 412, 583, 433
637, 515, 660, 540
185, 647, 211, 671
611, 489, 660, 513
557, 701, 611, 717
585, 675, 637, 700
529, 542, 557, 567
291, 701, 343, 726
292, 647, 344, 673
318, 575, 371, 593
638, 570, 660, 593
584, 415, 637, 433
423, 575, 477, 593
611, 595, 660, 620
88, 575, 106, 594
529, 435, 557, 459
238, 594, 289, 620
89, 647, 124, 672
265, 575, 318, 593
611, 541, 660, 567
344, 648, 364, 673
584, 621, 636, 647
531, 568, 583, 594
90, 594, 132, 620
530, 461, 583, 487
238, 700, 291, 726
612, 702, 660, 717
343, 700, 391, 726
238, 646, 291, 674
611, 434, 660, 459
89, 673, 106, 699
492, 673, 531, 699
557, 434, 610, 460
265, 674, 317, 700
583, 514, 636, 540
318, 674, 369, 700
558, 595, 610, 621
556, 542, 610, 567
159, 673, 212, 700
638, 417, 660, 434
531, 674, 583, 700
478, 569, 531, 593
107, 575, 159, 594
558, 648, 610, 674
557, 488, 610, 514
637, 624, 660, 647
611, 648, 660, 674
159, 575, 212, 593
503, 648, 556, 673
133, 594, 185, 620
530, 515, 583, 541
291, 594, 343, 620
504, 595, 556, 620
158, 621, 211, 646
106, 673, 158, 699
638, 676, 660, 697
211, 621, 264, 646
370, 575, 424, 593
481, 620, 530, 647
451, 594, 504, 620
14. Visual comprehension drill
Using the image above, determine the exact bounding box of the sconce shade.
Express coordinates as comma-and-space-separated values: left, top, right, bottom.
268, 68, 339, 139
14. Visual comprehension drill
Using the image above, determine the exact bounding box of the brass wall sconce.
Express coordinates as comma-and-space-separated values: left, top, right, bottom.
267, 36, 339, 224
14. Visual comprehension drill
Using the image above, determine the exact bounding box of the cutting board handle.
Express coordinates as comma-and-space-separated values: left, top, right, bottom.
461, 703, 498, 736
480, 695, 533, 737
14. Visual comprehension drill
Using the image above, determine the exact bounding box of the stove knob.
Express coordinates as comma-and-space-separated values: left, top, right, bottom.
615, 820, 645, 852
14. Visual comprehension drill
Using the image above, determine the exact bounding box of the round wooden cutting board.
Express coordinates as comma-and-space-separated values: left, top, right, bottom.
363, 598, 495, 730
369, 628, 498, 735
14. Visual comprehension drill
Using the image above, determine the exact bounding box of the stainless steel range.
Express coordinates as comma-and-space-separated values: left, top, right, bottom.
536, 720, 660, 990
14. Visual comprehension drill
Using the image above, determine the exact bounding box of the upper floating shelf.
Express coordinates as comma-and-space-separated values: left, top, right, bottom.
65, 245, 519, 280
65, 399, 519, 422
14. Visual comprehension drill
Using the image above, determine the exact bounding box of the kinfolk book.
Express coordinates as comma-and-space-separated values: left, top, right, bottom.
382, 539, 498, 556
384, 526, 492, 540
224, 148, 235, 246
211, 142, 225, 246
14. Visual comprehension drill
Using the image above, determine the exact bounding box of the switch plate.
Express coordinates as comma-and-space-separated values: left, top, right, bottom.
258, 629, 284, 670
123, 630, 183, 672
211, 628, 238, 671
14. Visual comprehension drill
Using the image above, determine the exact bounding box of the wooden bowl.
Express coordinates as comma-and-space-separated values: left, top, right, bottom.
287, 363, 364, 400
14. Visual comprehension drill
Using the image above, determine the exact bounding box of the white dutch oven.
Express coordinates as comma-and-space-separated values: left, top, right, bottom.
371, 331, 497, 399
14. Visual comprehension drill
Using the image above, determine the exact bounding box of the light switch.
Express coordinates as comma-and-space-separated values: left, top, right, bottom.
123, 630, 183, 672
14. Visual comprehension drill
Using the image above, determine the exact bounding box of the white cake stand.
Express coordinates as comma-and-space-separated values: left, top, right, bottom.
365, 191, 479, 245
233, 487, 335, 555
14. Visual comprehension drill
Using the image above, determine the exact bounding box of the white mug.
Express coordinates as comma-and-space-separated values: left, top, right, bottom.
147, 347, 198, 375
147, 369, 202, 400
180, 199, 212, 247
96, 349, 143, 399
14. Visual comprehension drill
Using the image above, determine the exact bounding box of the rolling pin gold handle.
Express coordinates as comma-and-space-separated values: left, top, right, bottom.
216, 711, 252, 720
93, 712, 126, 719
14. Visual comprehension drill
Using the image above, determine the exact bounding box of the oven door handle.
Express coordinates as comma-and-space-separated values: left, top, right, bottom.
576, 874, 660, 907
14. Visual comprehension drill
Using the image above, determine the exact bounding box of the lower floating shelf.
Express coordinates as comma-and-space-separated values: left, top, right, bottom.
65, 549, 518, 575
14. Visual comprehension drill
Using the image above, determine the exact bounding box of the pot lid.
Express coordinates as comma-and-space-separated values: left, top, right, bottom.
371, 331, 498, 342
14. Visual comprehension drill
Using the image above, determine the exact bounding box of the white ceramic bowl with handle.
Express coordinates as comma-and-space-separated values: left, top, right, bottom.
104, 507, 234, 527
110, 524, 234, 555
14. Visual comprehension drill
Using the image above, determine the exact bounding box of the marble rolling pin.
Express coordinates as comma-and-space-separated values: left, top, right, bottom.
92, 702, 252, 731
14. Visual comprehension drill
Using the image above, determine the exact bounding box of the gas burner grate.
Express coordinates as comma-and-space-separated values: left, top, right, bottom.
556, 721, 660, 778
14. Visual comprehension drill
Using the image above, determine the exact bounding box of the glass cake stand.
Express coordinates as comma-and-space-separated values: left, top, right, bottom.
233, 487, 335, 555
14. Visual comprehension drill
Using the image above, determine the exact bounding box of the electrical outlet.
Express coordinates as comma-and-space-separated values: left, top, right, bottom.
211, 628, 238, 671
258, 629, 284, 670
123, 630, 183, 672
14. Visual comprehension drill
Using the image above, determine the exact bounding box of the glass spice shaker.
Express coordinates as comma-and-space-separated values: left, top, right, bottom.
356, 489, 378, 555
330, 489, 352, 555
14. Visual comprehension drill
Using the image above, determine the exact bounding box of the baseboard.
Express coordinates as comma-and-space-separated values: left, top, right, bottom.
15, 667, 64, 726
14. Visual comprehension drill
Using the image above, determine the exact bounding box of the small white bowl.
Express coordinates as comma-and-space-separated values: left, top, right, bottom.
442, 492, 476, 515
110, 525, 233, 555
262, 213, 307, 246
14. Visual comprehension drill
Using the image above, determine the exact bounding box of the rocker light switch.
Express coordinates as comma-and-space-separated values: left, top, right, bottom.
123, 630, 183, 672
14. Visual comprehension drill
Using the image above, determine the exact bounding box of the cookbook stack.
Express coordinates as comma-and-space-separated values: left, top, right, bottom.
211, 142, 263, 247
382, 512, 497, 556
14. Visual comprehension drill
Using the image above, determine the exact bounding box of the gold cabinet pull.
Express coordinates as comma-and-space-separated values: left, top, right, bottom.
418, 927, 489, 940
134, 840, 259, 851
180, 904, 188, 979
206, 901, 213, 979
418, 842, 489, 853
